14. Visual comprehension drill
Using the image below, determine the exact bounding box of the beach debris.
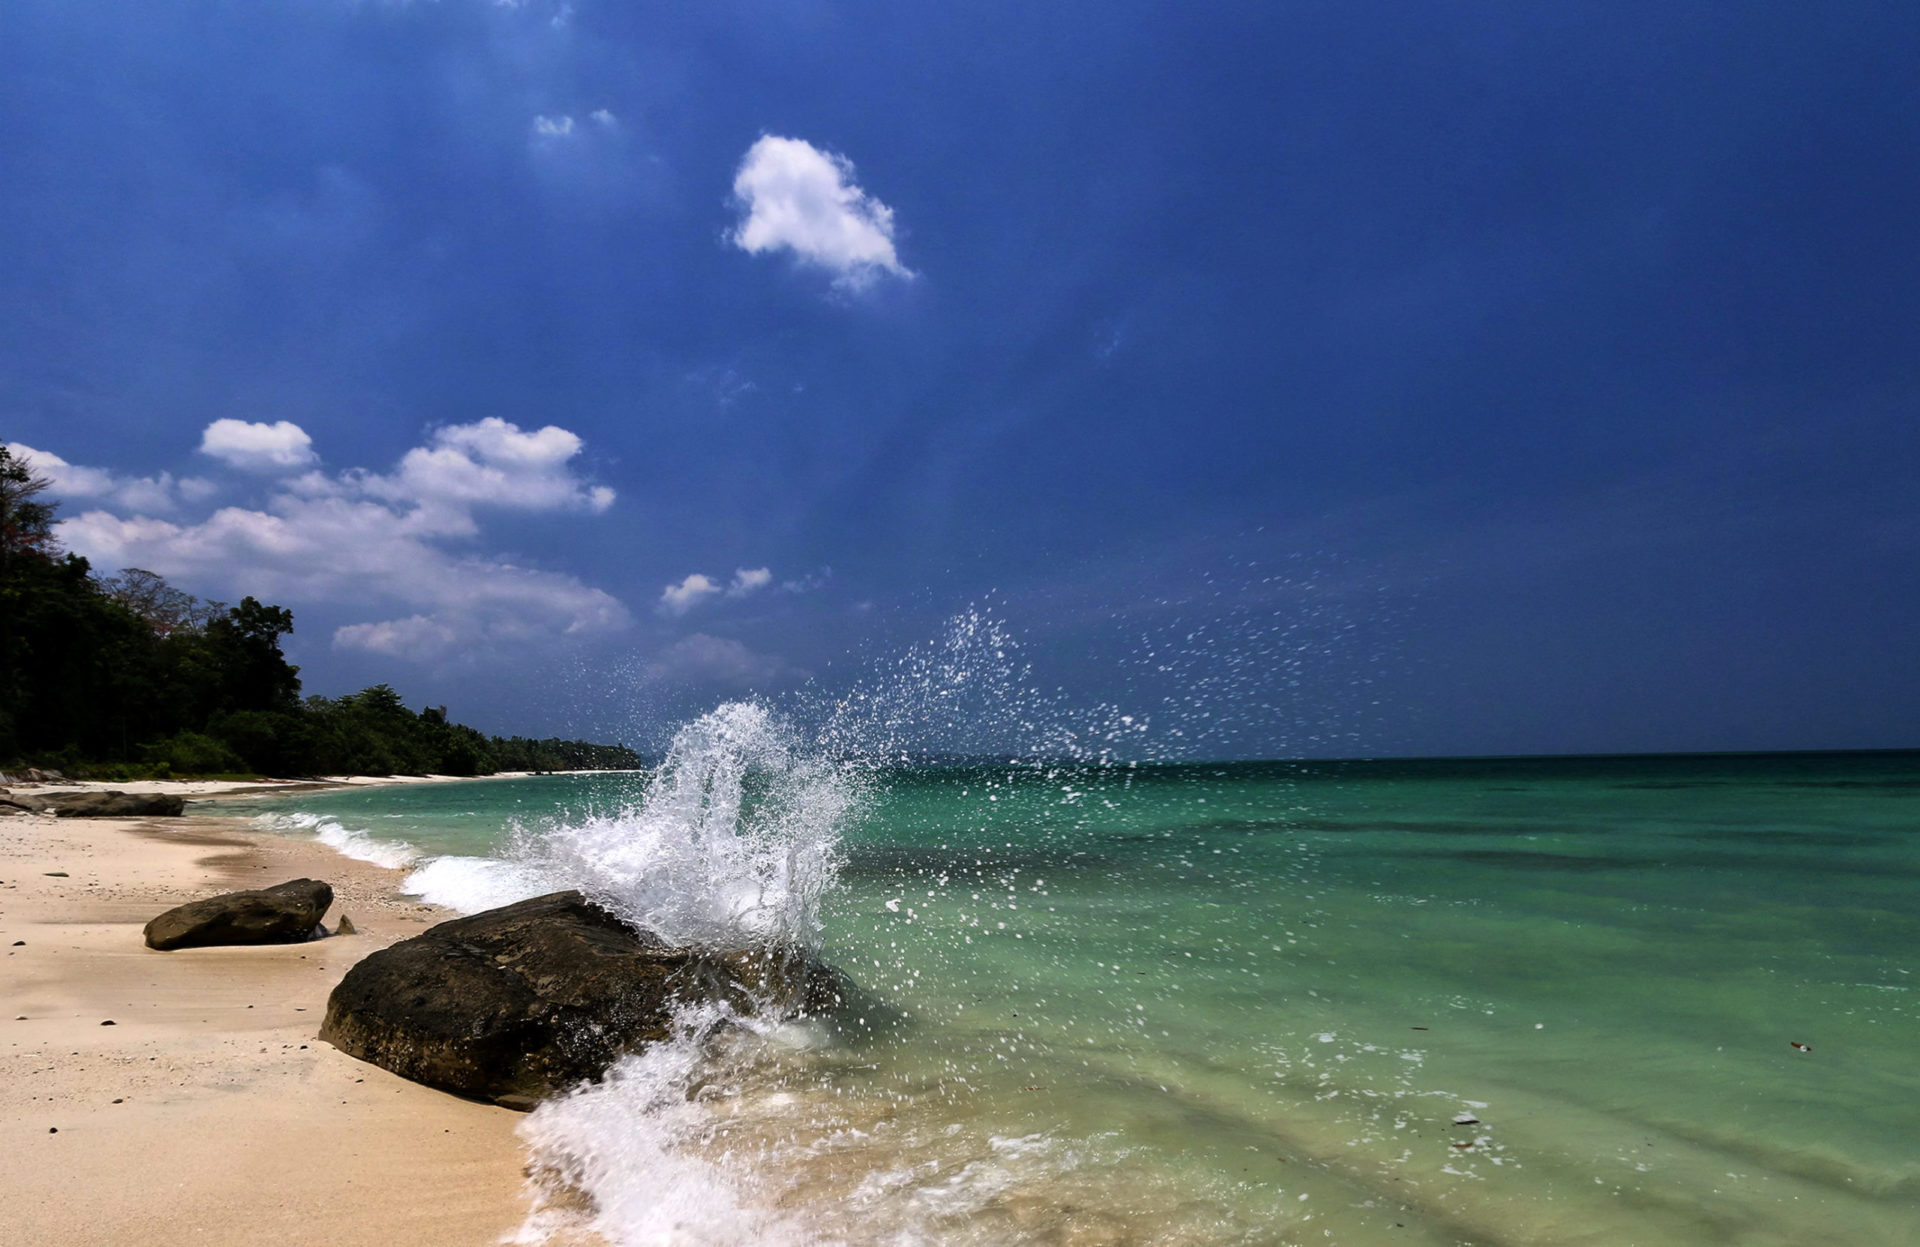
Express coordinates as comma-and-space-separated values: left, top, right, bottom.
319, 890, 858, 1111
44, 872, 68, 878
1452, 1141, 1474, 1150
334, 915, 357, 936
1790, 1041, 1812, 1052
1452, 1114, 1480, 1126
143, 878, 334, 950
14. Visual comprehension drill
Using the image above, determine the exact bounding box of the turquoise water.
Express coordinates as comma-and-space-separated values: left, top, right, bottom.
219, 748, 1920, 1245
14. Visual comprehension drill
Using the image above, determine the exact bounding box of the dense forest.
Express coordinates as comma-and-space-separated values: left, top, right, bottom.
0, 445, 643, 778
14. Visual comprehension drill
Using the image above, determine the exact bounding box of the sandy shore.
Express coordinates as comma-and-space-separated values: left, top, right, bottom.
0, 802, 538, 1246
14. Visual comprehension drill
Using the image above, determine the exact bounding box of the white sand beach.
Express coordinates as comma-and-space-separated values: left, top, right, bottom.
0, 793, 541, 1247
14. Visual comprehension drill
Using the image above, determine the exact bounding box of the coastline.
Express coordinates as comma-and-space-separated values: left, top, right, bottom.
0, 797, 543, 1246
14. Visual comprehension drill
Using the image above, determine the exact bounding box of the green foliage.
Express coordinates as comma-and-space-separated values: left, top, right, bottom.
0, 440, 644, 777
140, 731, 246, 775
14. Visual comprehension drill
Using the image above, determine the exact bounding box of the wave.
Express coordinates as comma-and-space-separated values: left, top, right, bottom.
254, 810, 419, 871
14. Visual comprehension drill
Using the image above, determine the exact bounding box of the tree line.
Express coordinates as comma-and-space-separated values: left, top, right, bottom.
0, 445, 642, 778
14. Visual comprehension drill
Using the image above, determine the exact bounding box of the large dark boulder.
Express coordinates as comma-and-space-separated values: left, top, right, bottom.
319, 890, 850, 1110
144, 878, 334, 950
41, 790, 186, 818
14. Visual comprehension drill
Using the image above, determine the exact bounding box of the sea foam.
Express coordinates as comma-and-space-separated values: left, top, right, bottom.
256, 810, 419, 871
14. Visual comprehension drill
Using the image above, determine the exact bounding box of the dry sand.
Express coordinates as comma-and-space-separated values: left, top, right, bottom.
0, 801, 539, 1247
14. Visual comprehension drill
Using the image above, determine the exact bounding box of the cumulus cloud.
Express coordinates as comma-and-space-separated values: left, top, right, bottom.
657, 566, 776, 616
659, 573, 720, 616
198, 419, 318, 472
640, 633, 803, 689
49, 419, 627, 662
533, 114, 575, 138
728, 566, 772, 595
729, 135, 913, 289
356, 417, 615, 534
6, 442, 213, 513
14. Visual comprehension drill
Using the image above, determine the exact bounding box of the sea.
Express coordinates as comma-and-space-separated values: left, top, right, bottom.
213, 715, 1920, 1246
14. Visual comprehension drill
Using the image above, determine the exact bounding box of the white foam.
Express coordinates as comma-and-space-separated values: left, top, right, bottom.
256, 811, 419, 871
516, 1004, 806, 1247
401, 854, 559, 913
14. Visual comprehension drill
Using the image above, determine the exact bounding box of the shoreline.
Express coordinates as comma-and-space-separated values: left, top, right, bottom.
1, 767, 642, 803
0, 804, 543, 1246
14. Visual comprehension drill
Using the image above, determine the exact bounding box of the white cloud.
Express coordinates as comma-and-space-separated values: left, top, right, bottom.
533, 114, 575, 138
729, 566, 772, 596
589, 108, 617, 128
198, 419, 318, 472
658, 566, 776, 616
659, 573, 720, 616
729, 135, 913, 289
641, 633, 803, 689
6, 442, 211, 514
48, 419, 627, 662
358, 417, 614, 534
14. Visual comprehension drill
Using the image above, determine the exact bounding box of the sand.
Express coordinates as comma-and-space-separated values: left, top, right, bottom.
0, 798, 538, 1247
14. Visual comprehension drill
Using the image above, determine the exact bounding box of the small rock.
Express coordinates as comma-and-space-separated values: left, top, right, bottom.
44, 872, 68, 878
1453, 1114, 1480, 1126
100, 1020, 115, 1026
335, 915, 357, 936
143, 879, 334, 950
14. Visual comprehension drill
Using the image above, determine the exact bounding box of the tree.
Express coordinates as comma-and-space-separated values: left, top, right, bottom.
0, 444, 58, 567
99, 568, 217, 636
205, 596, 301, 714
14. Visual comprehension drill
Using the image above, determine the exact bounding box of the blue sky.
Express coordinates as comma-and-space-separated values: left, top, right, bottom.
3, 0, 1916, 757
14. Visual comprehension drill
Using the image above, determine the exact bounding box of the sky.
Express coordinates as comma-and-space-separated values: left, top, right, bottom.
3, 0, 1916, 759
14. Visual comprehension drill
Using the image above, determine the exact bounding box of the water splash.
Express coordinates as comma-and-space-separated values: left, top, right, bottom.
538, 700, 859, 949
405, 700, 859, 952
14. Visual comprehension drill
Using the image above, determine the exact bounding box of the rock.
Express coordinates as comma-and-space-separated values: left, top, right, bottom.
39, 791, 185, 818
319, 890, 850, 1110
335, 914, 357, 936
143, 879, 334, 950
0, 790, 48, 816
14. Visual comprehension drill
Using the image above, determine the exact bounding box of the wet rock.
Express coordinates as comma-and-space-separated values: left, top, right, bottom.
39, 791, 185, 818
319, 890, 850, 1110
144, 879, 334, 950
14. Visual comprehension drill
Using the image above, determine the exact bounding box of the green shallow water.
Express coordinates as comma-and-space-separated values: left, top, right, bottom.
222, 751, 1920, 1244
